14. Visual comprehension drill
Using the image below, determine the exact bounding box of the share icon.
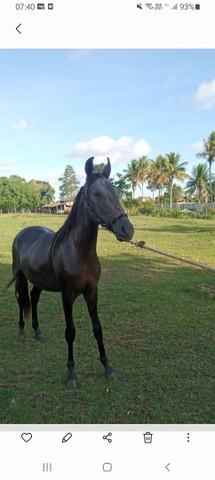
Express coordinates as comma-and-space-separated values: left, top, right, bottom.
102, 432, 112, 443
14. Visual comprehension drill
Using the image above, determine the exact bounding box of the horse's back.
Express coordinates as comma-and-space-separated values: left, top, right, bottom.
13, 226, 54, 260
14, 226, 54, 245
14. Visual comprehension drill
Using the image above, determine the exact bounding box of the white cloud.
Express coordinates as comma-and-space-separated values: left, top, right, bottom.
3, 159, 13, 166
46, 168, 60, 181
67, 49, 89, 61
32, 117, 39, 124
189, 140, 204, 151
164, 76, 176, 88
10, 119, 27, 133
68, 135, 152, 168
73, 136, 115, 157
133, 139, 152, 157
46, 168, 60, 187
166, 96, 175, 105
0, 159, 14, 175
192, 78, 215, 110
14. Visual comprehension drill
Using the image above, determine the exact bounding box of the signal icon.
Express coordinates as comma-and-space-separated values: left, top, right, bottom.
172, 3, 178, 8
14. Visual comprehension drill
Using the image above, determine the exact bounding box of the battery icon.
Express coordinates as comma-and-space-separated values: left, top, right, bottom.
195, 4, 200, 9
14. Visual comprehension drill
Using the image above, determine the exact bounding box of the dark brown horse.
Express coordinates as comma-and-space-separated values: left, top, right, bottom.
7, 157, 134, 387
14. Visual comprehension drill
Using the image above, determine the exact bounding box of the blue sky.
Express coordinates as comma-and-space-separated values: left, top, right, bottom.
0, 49, 215, 199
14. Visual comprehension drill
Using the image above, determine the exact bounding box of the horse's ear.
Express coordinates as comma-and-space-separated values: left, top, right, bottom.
85, 157, 94, 178
102, 157, 111, 179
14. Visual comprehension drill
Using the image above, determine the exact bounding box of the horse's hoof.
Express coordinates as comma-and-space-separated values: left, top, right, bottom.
18, 334, 25, 342
35, 328, 44, 341
18, 330, 25, 342
67, 372, 78, 389
67, 377, 78, 389
35, 333, 44, 341
106, 371, 117, 382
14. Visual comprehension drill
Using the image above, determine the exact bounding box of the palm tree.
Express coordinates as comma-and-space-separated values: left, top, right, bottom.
148, 155, 167, 207
137, 156, 150, 200
184, 163, 210, 202
122, 159, 139, 198
147, 161, 158, 201
197, 131, 215, 205
164, 152, 189, 209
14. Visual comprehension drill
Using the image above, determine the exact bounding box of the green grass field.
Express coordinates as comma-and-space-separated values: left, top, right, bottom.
0, 214, 214, 424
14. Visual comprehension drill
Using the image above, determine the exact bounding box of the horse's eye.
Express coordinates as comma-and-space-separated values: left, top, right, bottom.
94, 191, 102, 198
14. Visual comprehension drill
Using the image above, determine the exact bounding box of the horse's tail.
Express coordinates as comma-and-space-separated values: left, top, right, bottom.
5, 275, 31, 318
5, 276, 15, 289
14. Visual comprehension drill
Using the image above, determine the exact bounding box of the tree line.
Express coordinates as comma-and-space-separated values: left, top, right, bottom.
115, 130, 215, 208
0, 165, 81, 213
1, 131, 214, 213
0, 176, 55, 212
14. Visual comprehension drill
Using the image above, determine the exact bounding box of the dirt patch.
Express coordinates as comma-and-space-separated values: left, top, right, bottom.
199, 284, 215, 297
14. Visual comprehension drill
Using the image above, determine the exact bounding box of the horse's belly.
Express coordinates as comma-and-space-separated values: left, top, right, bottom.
21, 258, 61, 292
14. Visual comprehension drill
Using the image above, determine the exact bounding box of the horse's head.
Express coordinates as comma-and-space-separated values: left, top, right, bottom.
84, 157, 134, 242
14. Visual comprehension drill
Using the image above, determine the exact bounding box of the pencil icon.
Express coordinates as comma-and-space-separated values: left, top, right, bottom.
62, 432, 72, 443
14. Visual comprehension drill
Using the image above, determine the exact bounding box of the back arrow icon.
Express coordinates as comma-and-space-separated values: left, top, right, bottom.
165, 463, 171, 472
16, 24, 22, 34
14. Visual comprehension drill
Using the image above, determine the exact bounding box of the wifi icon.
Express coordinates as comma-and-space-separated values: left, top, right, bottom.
145, 3, 154, 9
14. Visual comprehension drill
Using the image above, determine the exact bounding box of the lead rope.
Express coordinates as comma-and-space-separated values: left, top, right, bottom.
128, 240, 215, 274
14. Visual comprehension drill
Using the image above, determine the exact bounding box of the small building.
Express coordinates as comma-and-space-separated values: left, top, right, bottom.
136, 196, 152, 202
41, 197, 75, 214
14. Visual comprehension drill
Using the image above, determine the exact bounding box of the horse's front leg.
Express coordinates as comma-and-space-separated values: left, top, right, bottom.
62, 291, 77, 388
84, 287, 116, 381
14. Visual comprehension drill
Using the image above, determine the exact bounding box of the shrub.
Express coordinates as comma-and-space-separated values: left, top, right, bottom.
138, 199, 155, 215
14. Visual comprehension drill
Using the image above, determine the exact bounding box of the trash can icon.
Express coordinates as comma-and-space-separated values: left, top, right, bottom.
143, 432, 153, 443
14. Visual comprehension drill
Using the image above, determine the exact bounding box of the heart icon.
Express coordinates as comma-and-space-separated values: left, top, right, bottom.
21, 433, 32, 443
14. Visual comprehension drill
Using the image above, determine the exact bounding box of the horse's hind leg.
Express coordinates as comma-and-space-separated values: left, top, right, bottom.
30, 286, 43, 340
84, 287, 116, 381
15, 272, 30, 341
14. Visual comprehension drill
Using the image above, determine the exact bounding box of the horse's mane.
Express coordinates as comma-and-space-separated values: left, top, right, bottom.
51, 173, 105, 251
51, 187, 83, 251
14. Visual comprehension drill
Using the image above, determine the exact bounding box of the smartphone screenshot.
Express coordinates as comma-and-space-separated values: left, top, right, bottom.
0, 1, 214, 478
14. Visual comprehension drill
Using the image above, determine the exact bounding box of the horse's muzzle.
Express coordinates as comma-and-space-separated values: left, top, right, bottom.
112, 215, 134, 242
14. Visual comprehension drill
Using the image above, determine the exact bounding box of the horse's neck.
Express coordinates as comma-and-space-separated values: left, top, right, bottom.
71, 197, 98, 254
